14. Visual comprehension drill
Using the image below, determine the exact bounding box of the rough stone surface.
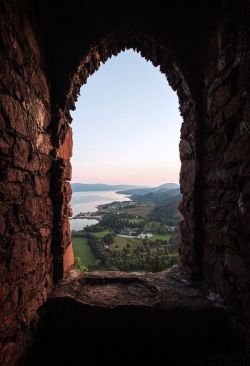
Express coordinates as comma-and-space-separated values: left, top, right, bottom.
51, 266, 220, 309
62, 243, 74, 275
0, 2, 53, 365
26, 266, 250, 366
0, 1, 250, 365
202, 6, 250, 344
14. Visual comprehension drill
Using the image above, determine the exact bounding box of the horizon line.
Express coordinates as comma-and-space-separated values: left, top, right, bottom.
71, 181, 180, 186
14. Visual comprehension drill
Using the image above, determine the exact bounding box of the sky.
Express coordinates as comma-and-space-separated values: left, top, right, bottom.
71, 50, 182, 186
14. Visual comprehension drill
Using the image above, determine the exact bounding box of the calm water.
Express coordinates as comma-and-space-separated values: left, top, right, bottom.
70, 191, 130, 231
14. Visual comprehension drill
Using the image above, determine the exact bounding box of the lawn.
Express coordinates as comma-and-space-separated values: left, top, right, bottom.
92, 230, 112, 238
110, 236, 143, 251
149, 233, 172, 242
72, 237, 96, 267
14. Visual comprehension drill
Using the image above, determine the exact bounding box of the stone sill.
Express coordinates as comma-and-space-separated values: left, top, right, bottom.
51, 265, 223, 310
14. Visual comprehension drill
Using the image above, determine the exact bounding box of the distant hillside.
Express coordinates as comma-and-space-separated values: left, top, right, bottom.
151, 193, 182, 226
130, 185, 182, 226
132, 187, 181, 205
117, 183, 179, 196
72, 183, 146, 192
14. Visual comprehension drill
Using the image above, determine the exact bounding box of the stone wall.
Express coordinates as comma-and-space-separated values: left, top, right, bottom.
0, 1, 249, 365
0, 2, 54, 364
202, 3, 250, 339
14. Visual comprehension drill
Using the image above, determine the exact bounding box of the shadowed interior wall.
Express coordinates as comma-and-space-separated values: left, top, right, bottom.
0, 2, 54, 364
0, 1, 249, 365
203, 11, 250, 336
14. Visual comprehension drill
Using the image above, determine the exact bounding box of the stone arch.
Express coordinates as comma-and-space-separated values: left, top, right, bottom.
52, 28, 202, 281
1, 2, 250, 364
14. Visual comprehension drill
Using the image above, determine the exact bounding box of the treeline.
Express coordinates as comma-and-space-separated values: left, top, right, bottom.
84, 233, 179, 272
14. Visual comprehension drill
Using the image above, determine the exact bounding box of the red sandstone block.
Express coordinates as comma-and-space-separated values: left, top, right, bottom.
23, 197, 52, 225
32, 68, 50, 103
1, 94, 29, 136
57, 181, 72, 204
57, 159, 72, 181
0, 182, 21, 200
25, 97, 50, 130
35, 175, 51, 196
13, 138, 30, 169
36, 133, 52, 154
57, 127, 72, 159
10, 234, 39, 280
6, 168, 26, 182
63, 242, 74, 275
0, 135, 13, 155
20, 287, 48, 325
39, 227, 51, 238
38, 154, 53, 174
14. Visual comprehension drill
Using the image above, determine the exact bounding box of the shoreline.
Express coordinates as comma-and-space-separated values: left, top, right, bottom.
71, 191, 132, 230
72, 198, 132, 220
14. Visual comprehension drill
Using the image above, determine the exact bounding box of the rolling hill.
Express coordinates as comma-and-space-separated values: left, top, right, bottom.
117, 183, 179, 196
71, 183, 146, 192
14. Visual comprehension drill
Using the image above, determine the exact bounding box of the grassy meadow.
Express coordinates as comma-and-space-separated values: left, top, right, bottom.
72, 237, 96, 267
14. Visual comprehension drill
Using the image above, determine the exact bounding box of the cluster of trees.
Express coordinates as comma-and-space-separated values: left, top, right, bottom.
85, 233, 179, 272
145, 221, 171, 235
83, 212, 175, 237
150, 200, 180, 226
100, 214, 124, 232
90, 214, 142, 233
107, 246, 179, 272
84, 225, 106, 233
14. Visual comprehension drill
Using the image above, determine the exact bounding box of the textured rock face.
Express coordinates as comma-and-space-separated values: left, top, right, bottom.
0, 1, 249, 365
25, 267, 250, 366
202, 10, 250, 338
0, 2, 54, 365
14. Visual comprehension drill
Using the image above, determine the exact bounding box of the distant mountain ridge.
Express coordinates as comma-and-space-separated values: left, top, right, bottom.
71, 183, 147, 192
132, 187, 181, 204
126, 183, 181, 226
117, 182, 179, 196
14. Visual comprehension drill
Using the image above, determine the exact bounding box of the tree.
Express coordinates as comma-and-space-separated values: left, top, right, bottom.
103, 234, 114, 245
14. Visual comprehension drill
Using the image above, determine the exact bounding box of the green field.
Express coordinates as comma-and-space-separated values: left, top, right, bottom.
103, 203, 154, 218
149, 233, 172, 242
122, 204, 154, 217
72, 237, 96, 267
144, 221, 161, 231
128, 218, 143, 224
110, 236, 143, 251
92, 230, 112, 238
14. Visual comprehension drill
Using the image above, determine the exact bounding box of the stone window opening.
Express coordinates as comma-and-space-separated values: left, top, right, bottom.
69, 48, 182, 275
52, 32, 198, 282
1, 3, 250, 364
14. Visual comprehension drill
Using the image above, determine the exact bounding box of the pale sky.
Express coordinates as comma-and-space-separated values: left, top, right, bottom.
71, 50, 182, 186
